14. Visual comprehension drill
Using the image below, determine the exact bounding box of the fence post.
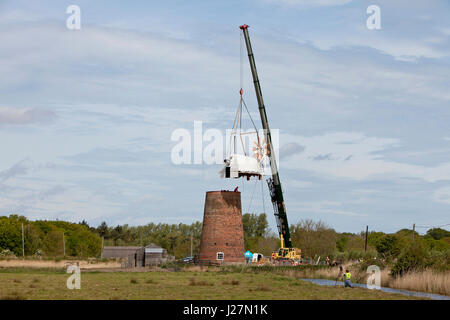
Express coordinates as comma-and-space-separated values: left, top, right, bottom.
364, 225, 368, 253
22, 223, 25, 258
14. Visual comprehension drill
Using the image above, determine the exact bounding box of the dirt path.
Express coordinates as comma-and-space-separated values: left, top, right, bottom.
0, 259, 120, 269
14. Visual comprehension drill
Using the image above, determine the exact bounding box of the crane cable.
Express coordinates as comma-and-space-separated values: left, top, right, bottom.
239, 30, 267, 216
239, 30, 260, 143
228, 34, 245, 160
240, 30, 244, 95
245, 179, 268, 215
261, 178, 266, 215
228, 34, 261, 159
246, 179, 258, 213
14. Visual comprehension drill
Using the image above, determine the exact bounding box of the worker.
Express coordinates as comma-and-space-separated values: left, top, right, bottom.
344, 269, 352, 288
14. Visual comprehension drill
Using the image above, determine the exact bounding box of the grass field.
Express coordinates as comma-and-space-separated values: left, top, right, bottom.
0, 267, 423, 300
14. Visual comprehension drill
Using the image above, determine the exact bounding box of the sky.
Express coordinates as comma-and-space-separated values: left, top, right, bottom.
0, 0, 449, 234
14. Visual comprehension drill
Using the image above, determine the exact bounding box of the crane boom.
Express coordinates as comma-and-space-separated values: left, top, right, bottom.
239, 24, 292, 248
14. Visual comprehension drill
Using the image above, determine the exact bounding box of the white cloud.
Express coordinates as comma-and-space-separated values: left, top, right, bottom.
432, 187, 450, 205
441, 28, 450, 36
280, 132, 450, 182
307, 36, 449, 61
284, 180, 314, 189
0, 159, 30, 181
289, 200, 366, 217
0, 107, 55, 125
263, 0, 352, 7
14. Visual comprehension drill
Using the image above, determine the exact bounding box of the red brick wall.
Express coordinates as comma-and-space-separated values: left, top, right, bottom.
198, 191, 245, 264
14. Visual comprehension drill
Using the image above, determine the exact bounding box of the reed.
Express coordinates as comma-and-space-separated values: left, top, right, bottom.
388, 269, 449, 296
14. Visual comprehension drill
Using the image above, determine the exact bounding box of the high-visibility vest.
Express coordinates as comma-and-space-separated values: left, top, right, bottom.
345, 272, 351, 280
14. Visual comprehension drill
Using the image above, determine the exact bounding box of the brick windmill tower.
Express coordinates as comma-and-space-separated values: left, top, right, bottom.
198, 190, 245, 264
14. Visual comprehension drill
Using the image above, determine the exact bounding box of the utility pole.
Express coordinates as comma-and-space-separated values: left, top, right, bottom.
412, 224, 415, 242
63, 232, 66, 257
21, 223, 25, 258
101, 236, 104, 259
364, 225, 368, 253
190, 234, 193, 258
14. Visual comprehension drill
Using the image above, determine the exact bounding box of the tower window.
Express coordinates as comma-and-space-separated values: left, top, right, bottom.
216, 252, 224, 260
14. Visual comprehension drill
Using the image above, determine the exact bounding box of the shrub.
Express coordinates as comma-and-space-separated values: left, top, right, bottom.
427, 249, 450, 272
358, 257, 386, 272
375, 235, 401, 258
348, 250, 364, 260
0, 249, 16, 258
391, 242, 429, 276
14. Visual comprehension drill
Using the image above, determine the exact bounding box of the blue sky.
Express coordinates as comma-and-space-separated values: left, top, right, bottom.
0, 0, 449, 234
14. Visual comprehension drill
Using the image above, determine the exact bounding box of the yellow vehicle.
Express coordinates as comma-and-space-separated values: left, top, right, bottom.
271, 234, 301, 265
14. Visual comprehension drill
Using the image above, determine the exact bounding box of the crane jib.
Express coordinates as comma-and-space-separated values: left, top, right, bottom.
240, 25, 292, 248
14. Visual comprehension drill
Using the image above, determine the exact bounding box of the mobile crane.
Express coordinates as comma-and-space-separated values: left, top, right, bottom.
239, 25, 301, 264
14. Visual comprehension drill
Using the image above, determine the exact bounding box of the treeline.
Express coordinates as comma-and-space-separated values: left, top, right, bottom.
92, 214, 270, 259
95, 221, 203, 259
0, 213, 273, 259
242, 216, 450, 273
1, 214, 449, 267
291, 219, 450, 273
0, 215, 101, 257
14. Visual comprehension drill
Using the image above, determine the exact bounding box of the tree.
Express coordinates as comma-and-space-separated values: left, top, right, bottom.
111, 225, 123, 245
43, 230, 64, 256
97, 221, 109, 238
426, 228, 450, 241
242, 213, 269, 252
79, 220, 89, 228
391, 241, 429, 276
66, 229, 102, 257
255, 214, 268, 237
290, 219, 337, 258
367, 231, 385, 248
424, 238, 450, 251
0, 217, 22, 256
24, 224, 42, 255
374, 234, 408, 259
336, 234, 349, 252
253, 233, 279, 256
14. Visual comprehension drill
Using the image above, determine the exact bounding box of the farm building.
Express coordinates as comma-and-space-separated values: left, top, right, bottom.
102, 243, 173, 267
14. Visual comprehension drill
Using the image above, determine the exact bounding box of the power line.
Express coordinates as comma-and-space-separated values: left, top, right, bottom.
415, 223, 450, 229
